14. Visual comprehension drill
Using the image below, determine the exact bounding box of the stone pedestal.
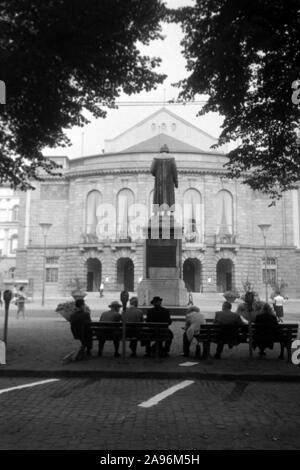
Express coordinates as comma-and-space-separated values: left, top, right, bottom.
137, 215, 187, 307
137, 278, 187, 306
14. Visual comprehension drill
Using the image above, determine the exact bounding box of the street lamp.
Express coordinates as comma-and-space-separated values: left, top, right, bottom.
258, 224, 272, 302
39, 223, 52, 306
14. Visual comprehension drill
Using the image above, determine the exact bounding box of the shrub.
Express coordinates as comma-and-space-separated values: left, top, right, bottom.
55, 301, 91, 321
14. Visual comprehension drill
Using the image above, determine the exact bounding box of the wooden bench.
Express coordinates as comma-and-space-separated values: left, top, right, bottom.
194, 323, 299, 361
89, 321, 171, 359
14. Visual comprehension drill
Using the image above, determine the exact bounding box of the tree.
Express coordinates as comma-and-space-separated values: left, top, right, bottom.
171, 0, 300, 198
0, 0, 166, 189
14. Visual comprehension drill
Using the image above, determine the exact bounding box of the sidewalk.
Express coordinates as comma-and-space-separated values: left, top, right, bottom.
1, 313, 300, 381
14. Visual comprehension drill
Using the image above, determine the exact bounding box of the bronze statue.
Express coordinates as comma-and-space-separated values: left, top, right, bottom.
151, 145, 178, 212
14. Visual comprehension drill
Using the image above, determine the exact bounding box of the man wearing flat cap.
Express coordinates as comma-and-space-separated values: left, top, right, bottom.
98, 301, 122, 357
145, 296, 173, 357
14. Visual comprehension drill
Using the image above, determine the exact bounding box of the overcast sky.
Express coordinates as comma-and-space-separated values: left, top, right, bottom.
43, 0, 224, 159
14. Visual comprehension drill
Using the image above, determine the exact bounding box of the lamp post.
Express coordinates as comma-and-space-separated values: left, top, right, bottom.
39, 223, 52, 306
258, 224, 271, 302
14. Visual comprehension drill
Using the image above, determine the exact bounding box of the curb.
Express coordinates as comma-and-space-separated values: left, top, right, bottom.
1, 369, 300, 382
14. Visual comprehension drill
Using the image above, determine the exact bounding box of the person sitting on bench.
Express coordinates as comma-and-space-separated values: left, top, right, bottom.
253, 302, 284, 358
98, 301, 122, 357
182, 306, 206, 358
123, 296, 144, 357
70, 298, 92, 357
214, 301, 245, 359
145, 297, 173, 357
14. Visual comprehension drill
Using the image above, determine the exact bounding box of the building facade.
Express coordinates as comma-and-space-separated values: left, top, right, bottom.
15, 108, 300, 298
0, 187, 20, 284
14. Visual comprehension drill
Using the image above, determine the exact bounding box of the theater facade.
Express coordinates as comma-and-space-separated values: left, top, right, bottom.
15, 108, 300, 298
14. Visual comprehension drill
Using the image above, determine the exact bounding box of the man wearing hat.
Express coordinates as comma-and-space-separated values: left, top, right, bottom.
145, 297, 173, 357
123, 297, 144, 357
98, 301, 122, 357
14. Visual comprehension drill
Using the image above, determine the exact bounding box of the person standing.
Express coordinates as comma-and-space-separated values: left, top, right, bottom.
273, 293, 287, 322
99, 282, 104, 298
123, 296, 144, 357
16, 286, 27, 319
12, 284, 18, 301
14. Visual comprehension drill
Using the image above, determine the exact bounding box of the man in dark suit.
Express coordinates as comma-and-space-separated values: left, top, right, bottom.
70, 298, 92, 357
214, 301, 245, 359
145, 296, 173, 357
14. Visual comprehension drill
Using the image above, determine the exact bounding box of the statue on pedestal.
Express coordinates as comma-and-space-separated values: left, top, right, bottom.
151, 145, 178, 212
137, 144, 187, 306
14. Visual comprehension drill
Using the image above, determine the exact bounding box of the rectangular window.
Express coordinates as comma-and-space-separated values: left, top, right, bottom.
46, 268, 58, 283
262, 268, 277, 285
262, 257, 277, 286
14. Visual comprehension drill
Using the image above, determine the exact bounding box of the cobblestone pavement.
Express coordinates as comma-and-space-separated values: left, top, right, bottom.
0, 377, 300, 450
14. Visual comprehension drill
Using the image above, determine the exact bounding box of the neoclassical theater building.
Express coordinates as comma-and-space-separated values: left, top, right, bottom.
15, 108, 300, 298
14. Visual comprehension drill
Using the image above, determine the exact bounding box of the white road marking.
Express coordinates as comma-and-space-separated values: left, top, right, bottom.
0, 379, 59, 395
138, 380, 194, 408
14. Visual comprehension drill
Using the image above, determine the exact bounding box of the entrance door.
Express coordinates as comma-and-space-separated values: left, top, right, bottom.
87, 272, 94, 292
226, 272, 232, 291
86, 258, 102, 292
117, 258, 134, 292
183, 258, 202, 292
216, 259, 234, 292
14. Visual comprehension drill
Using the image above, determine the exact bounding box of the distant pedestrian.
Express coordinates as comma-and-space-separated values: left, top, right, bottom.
186, 284, 193, 306
0, 290, 2, 308
187, 290, 193, 306
12, 284, 18, 301
99, 282, 104, 297
15, 286, 27, 319
273, 293, 287, 322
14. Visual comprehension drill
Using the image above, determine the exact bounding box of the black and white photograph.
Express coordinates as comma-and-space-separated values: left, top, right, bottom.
0, 0, 300, 457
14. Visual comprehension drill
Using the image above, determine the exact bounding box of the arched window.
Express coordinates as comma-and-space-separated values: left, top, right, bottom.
171, 123, 176, 132
183, 189, 202, 243
161, 123, 167, 132
86, 190, 102, 236
117, 189, 134, 241
216, 190, 234, 235
151, 123, 156, 132
10, 235, 18, 254
11, 205, 19, 221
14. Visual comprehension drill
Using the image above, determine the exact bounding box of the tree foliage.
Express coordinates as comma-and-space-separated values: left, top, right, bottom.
171, 0, 300, 198
0, 0, 166, 189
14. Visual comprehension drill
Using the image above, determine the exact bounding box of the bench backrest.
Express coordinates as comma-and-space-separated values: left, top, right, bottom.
89, 321, 170, 341
195, 323, 299, 344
